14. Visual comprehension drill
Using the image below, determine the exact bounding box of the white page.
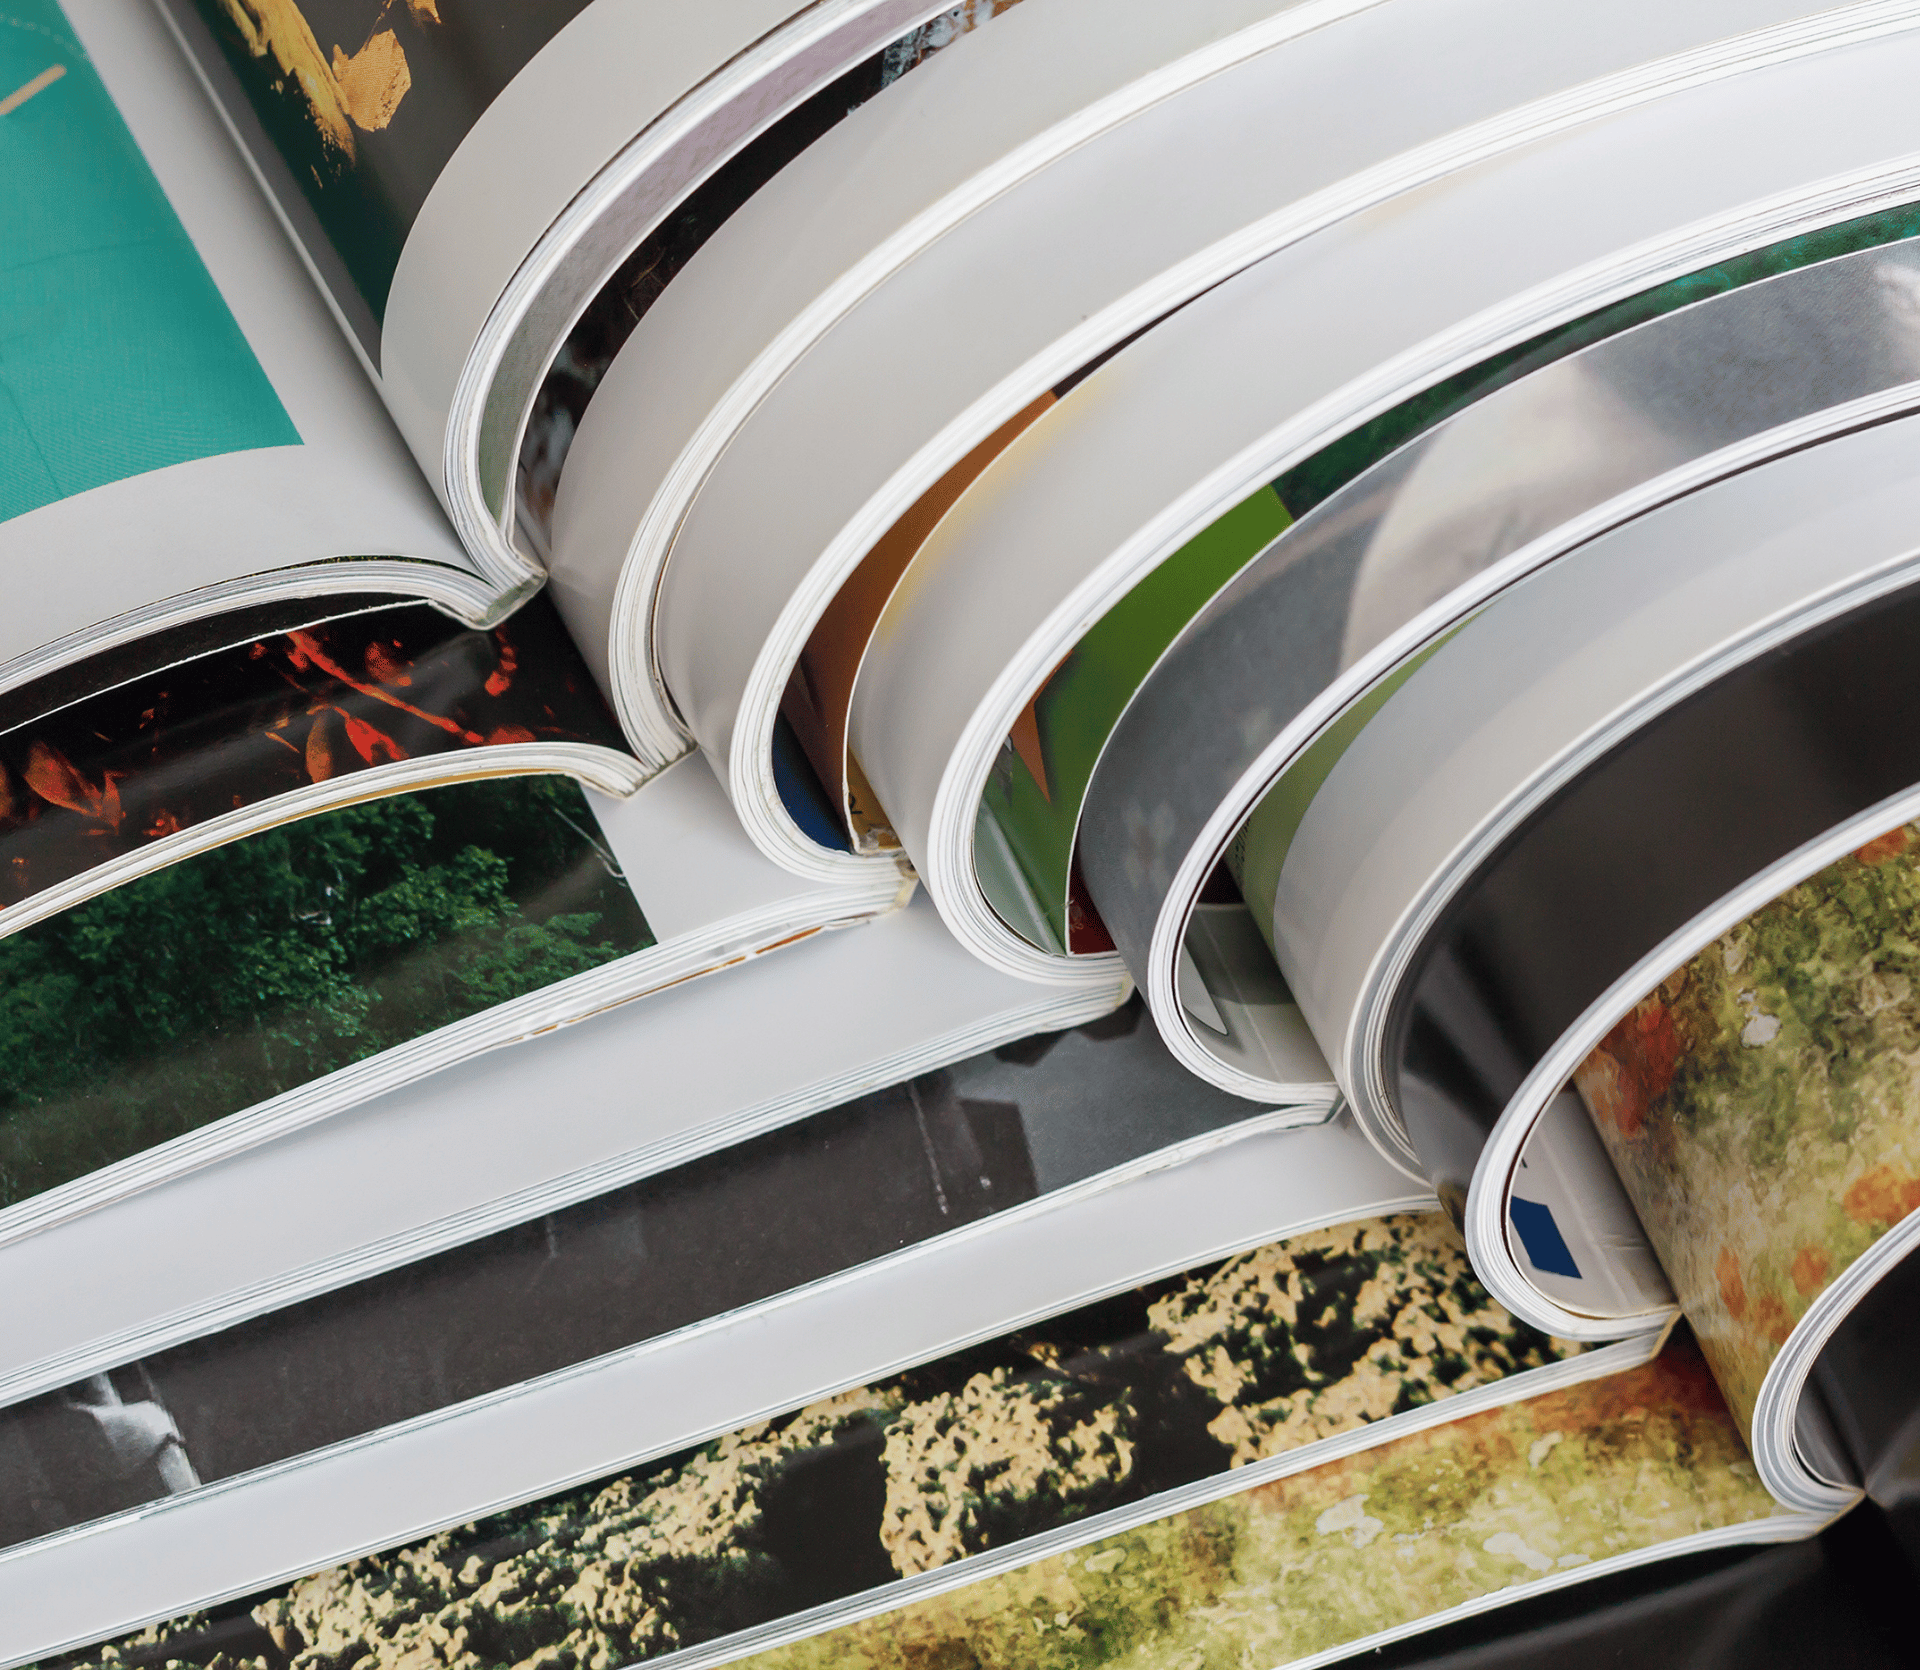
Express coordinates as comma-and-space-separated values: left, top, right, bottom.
576, 0, 1861, 885
0, 2, 488, 706
0, 894, 1126, 1408
0, 1112, 1422, 1664
0, 758, 909, 1263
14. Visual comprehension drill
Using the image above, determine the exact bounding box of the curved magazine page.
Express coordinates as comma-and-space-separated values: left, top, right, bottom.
556, 0, 1349, 782
414, 0, 970, 580
610, 0, 1863, 880
0, 0, 494, 717
514, 0, 1043, 564
160, 0, 594, 365
2, 1192, 1635, 1661
1568, 823, 1920, 1511
1253, 417, 1920, 1166
784, 396, 1055, 856
1269, 461, 1920, 1502
1396, 758, 1920, 1514
0, 1116, 1419, 1654
0, 775, 650, 1237
1012, 206, 1920, 969
0, 595, 642, 942
12, 1218, 1806, 1670
0, 758, 903, 1253
1799, 1247, 1920, 1557
688, 1334, 1797, 1670
0, 899, 1130, 1411
158, 0, 1003, 598
846, 16, 1920, 1006
1080, 213, 1920, 1103
0, 997, 1302, 1552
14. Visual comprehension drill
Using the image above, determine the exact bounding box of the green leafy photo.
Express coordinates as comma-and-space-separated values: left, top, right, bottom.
0, 776, 653, 1211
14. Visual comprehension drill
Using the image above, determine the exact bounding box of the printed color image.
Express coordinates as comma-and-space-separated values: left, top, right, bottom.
1576, 818, 1920, 1435
0, 774, 652, 1212
40, 1215, 1584, 1670
0, 596, 628, 911
0, 998, 1258, 1556
734, 1332, 1780, 1670
194, 0, 592, 326
0, 0, 295, 524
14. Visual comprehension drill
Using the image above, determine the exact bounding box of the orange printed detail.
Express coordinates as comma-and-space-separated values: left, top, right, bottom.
24, 742, 124, 831
1854, 827, 1911, 866
0, 601, 625, 916
1715, 1247, 1748, 1321
1576, 997, 1682, 1139
305, 715, 337, 782
363, 640, 411, 685
1790, 1245, 1831, 1297
338, 711, 407, 768
1842, 1165, 1919, 1228
286, 630, 485, 745
484, 638, 518, 698
1752, 1293, 1795, 1347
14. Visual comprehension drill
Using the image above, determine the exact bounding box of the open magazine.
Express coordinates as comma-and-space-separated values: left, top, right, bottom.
17, 0, 1920, 1178
2, 0, 1099, 1245
10, 0, 1920, 1660
0, 996, 1314, 1556
0, 1018, 1394, 1661
2, 1203, 1831, 1670
11, 827, 1920, 1660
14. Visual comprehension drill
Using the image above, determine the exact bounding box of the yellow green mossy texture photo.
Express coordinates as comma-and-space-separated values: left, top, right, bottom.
736, 1333, 1780, 1670
47, 1215, 1579, 1670
1576, 820, 1920, 1435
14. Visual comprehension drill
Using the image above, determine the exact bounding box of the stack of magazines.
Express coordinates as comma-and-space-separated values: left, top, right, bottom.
4, 1, 1920, 1665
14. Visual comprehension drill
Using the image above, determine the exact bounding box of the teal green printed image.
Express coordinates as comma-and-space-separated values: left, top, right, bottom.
0, 2, 297, 525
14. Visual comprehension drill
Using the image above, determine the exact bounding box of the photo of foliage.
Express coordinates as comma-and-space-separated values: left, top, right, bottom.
735, 1331, 1779, 1670
195, 1, 593, 324
40, 1214, 1585, 1670
0, 595, 627, 912
1576, 818, 1920, 1436
0, 773, 652, 1211
1, 0, 296, 526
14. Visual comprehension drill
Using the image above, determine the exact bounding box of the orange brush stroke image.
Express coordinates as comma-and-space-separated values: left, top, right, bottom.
0, 598, 625, 910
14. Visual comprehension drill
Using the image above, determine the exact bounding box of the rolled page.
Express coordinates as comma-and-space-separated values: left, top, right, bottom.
847, 14, 1920, 1038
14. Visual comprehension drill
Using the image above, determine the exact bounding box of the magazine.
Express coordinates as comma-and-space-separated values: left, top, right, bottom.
1080, 216, 1920, 1100
0, 998, 1332, 1556
3, 0, 1023, 700
6, 1204, 1811, 1670
11, 0, 1871, 908
0, 752, 913, 1251
0, 1107, 1407, 1661
0, 898, 1133, 1414
0, 0, 1030, 1241
843, 68, 1920, 1039
12, 0, 1920, 1661
17, 799, 1920, 1658
551, 0, 1884, 896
